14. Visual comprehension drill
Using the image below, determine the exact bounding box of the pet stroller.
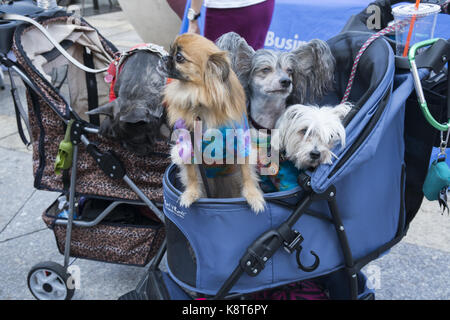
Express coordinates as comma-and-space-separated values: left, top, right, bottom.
2, 1, 449, 301
0, 4, 170, 300
118, 1, 450, 300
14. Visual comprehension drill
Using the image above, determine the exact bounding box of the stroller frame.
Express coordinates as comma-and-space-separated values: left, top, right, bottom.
0, 10, 168, 300
21, 66, 166, 299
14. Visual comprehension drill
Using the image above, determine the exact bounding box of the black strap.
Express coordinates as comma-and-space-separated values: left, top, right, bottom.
248, 101, 272, 134
62, 169, 71, 196
8, 69, 31, 147
447, 63, 450, 119
83, 48, 100, 126
189, 130, 212, 198
41, 39, 74, 63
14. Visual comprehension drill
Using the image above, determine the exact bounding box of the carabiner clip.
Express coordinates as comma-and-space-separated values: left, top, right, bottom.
439, 130, 450, 157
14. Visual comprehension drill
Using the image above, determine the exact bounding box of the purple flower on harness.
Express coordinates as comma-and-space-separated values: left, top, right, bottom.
171, 117, 251, 170
173, 119, 194, 164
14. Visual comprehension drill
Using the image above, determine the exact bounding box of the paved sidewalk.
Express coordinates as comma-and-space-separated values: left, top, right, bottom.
0, 11, 449, 300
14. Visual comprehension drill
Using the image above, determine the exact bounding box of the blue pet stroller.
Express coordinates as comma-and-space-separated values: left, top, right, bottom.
119, 1, 450, 300
1, 1, 448, 300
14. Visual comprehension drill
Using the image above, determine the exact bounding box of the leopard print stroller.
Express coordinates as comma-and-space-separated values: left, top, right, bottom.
1, 6, 170, 300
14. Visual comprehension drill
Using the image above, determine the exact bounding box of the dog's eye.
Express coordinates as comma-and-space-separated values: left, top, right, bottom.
175, 52, 185, 63
261, 67, 272, 74
299, 129, 307, 135
286, 68, 293, 75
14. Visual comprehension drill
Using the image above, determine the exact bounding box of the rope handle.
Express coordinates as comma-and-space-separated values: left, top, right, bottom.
341, 19, 409, 103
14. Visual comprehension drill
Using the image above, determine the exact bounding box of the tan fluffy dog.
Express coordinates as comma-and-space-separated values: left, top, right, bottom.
162, 33, 265, 213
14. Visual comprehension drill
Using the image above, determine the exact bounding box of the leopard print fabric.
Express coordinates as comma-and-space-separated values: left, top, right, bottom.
42, 203, 166, 266
13, 15, 171, 203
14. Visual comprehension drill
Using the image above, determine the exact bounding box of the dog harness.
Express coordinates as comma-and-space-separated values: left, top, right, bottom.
104, 43, 168, 102
262, 160, 300, 192
251, 134, 300, 193
173, 116, 251, 178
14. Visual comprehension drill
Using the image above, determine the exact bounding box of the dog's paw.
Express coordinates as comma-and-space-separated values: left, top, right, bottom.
179, 190, 201, 208
243, 188, 265, 214
170, 146, 184, 165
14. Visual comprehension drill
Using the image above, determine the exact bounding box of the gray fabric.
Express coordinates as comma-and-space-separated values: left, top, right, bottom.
20, 17, 113, 121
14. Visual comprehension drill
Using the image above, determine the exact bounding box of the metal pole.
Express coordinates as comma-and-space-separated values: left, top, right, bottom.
123, 175, 165, 222
63, 144, 78, 270
328, 197, 358, 300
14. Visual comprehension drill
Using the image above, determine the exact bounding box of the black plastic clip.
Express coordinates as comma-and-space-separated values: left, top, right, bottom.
239, 230, 282, 277
86, 144, 126, 180
70, 121, 83, 145
297, 172, 312, 191
283, 229, 320, 273
283, 229, 304, 254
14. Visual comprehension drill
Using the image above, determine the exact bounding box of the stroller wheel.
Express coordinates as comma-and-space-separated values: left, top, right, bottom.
27, 261, 75, 300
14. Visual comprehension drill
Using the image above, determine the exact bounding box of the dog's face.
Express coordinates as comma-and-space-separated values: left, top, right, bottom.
162, 33, 246, 127
86, 50, 167, 155
275, 103, 351, 170
215, 32, 336, 105
249, 50, 294, 100
161, 33, 230, 85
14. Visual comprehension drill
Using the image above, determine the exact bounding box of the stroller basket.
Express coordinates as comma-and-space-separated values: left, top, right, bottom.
42, 197, 165, 266
161, 31, 423, 298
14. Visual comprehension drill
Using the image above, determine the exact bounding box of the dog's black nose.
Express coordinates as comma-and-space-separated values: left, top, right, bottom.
280, 78, 292, 88
310, 150, 321, 160
162, 55, 173, 67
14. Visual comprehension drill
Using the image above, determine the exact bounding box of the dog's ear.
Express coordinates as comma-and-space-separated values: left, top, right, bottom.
86, 99, 120, 118
333, 103, 352, 121
206, 51, 230, 82
273, 107, 294, 152
216, 32, 254, 87
291, 39, 336, 104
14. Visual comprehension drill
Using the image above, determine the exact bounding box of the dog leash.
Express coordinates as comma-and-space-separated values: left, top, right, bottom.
341, 0, 450, 103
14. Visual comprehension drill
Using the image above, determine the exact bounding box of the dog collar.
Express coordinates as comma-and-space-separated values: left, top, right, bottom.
248, 101, 273, 134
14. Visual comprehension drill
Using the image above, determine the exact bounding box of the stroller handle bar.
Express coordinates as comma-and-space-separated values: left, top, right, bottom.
409, 38, 450, 131
1, 13, 110, 74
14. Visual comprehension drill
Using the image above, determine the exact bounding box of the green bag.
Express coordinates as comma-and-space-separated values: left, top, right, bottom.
423, 159, 450, 201
54, 120, 74, 175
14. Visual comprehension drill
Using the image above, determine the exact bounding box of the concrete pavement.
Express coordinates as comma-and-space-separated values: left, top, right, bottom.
0, 10, 449, 300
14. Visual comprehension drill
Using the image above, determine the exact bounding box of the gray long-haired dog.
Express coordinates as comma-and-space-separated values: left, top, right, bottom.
216, 32, 336, 130
87, 50, 167, 155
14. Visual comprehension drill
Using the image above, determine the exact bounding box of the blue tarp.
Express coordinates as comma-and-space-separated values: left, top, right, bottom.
179, 0, 450, 50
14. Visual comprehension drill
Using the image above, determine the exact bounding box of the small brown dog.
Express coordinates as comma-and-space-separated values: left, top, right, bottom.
162, 33, 265, 213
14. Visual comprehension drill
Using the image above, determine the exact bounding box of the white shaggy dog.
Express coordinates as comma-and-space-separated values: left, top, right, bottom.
275, 103, 352, 171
